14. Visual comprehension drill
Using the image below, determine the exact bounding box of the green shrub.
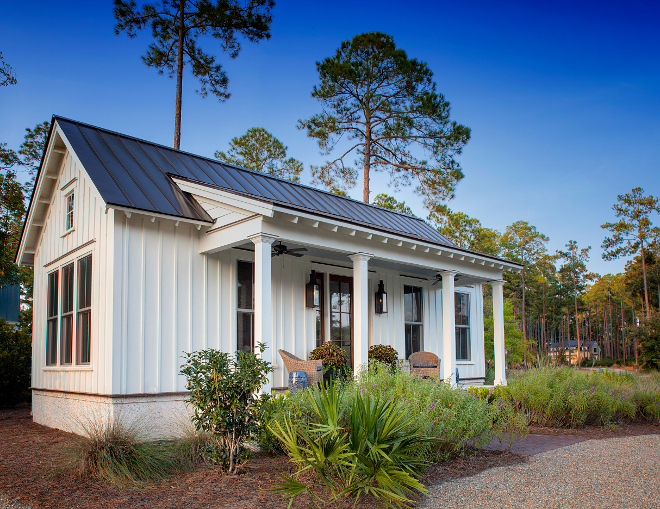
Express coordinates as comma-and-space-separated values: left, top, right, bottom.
268, 382, 433, 508
0, 312, 31, 408
57, 416, 180, 486
368, 344, 398, 368
633, 314, 660, 371
180, 344, 273, 474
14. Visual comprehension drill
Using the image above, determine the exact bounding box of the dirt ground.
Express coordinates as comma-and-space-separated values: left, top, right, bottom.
0, 407, 658, 509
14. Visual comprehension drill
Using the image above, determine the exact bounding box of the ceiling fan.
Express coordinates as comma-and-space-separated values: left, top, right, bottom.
432, 274, 460, 285
272, 241, 308, 258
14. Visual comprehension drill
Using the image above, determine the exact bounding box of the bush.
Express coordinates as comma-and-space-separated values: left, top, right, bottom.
0, 312, 31, 407
368, 344, 398, 368
500, 367, 660, 427
180, 344, 273, 474
633, 314, 660, 371
268, 382, 433, 508
57, 416, 180, 486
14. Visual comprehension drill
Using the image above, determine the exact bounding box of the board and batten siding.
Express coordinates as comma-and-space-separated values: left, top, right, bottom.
111, 215, 486, 393
32, 150, 115, 395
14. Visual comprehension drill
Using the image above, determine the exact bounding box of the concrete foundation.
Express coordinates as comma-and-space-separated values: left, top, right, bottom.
32, 389, 193, 439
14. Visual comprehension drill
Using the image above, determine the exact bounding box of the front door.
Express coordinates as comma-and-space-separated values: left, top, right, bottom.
329, 275, 353, 367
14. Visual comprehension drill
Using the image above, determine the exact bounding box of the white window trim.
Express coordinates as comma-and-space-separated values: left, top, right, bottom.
43, 250, 94, 370
64, 190, 75, 234
403, 284, 424, 358
455, 291, 471, 361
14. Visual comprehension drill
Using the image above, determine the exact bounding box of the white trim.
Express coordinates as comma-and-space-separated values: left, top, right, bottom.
107, 204, 213, 228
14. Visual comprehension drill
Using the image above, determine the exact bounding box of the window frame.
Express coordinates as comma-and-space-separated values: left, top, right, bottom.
60, 262, 75, 365
44, 251, 93, 368
64, 191, 75, 232
455, 292, 471, 361
403, 285, 424, 359
236, 259, 255, 354
76, 254, 92, 365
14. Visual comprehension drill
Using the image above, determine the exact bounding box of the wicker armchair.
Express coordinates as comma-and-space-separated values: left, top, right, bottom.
279, 349, 323, 387
408, 351, 441, 380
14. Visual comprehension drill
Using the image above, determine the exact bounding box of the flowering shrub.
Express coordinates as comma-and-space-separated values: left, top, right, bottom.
310, 342, 349, 373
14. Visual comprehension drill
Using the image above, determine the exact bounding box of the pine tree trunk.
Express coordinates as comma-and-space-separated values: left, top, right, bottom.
174, 2, 185, 150
640, 243, 650, 319
363, 122, 371, 203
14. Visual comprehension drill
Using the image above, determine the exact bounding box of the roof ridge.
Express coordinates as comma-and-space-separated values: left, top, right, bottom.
52, 115, 432, 224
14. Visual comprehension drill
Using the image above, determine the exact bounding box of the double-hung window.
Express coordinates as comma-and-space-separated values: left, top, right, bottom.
404, 286, 423, 359
237, 260, 254, 353
45, 254, 92, 366
455, 292, 470, 361
65, 192, 74, 231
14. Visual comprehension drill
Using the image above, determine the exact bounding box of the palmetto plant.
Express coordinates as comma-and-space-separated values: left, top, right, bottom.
268, 382, 434, 508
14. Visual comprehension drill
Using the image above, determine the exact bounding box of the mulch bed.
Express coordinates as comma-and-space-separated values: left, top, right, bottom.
1, 406, 656, 509
529, 420, 660, 439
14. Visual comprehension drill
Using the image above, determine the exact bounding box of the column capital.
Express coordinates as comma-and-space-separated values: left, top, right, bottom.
348, 252, 373, 262
248, 233, 279, 245
489, 279, 506, 287
438, 269, 459, 278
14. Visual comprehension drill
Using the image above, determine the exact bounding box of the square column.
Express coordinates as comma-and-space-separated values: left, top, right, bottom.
440, 270, 457, 386
348, 253, 372, 374
249, 233, 278, 393
491, 279, 507, 386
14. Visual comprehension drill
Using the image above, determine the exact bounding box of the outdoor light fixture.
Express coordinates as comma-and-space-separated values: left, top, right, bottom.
375, 280, 387, 314
306, 270, 320, 308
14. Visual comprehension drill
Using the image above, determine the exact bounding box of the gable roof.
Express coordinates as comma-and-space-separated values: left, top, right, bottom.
54, 116, 456, 247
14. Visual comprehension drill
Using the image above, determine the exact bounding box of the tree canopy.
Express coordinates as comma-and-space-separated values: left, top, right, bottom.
427, 204, 501, 256
114, 0, 274, 149
299, 32, 470, 204
371, 193, 415, 216
0, 52, 16, 87
215, 127, 303, 182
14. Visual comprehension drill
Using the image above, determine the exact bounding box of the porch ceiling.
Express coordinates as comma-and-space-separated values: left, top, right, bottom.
232, 241, 492, 288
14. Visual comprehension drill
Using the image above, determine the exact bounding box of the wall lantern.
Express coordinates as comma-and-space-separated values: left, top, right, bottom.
375, 280, 388, 314
306, 270, 321, 308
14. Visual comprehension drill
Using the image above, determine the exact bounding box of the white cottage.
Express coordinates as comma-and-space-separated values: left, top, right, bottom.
16, 116, 521, 436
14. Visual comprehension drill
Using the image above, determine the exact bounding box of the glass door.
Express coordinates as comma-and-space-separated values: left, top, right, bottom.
329, 275, 353, 367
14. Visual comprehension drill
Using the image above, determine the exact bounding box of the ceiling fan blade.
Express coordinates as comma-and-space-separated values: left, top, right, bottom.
432, 279, 440, 285
287, 252, 304, 257
286, 247, 308, 252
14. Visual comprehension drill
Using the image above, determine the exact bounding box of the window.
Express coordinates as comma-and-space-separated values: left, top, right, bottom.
45, 254, 92, 367
404, 286, 423, 359
315, 273, 325, 348
77, 255, 92, 364
46, 271, 59, 366
237, 260, 254, 353
60, 262, 74, 365
65, 192, 74, 231
455, 292, 470, 361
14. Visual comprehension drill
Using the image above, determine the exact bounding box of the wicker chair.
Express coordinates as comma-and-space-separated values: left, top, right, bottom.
408, 351, 441, 380
278, 349, 323, 387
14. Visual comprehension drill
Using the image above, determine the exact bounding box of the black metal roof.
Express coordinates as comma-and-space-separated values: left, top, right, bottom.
55, 116, 458, 246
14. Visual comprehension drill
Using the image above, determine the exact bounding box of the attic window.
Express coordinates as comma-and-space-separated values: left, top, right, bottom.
65, 192, 74, 231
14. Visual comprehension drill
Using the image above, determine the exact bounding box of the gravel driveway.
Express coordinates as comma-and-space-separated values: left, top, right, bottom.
421, 434, 660, 509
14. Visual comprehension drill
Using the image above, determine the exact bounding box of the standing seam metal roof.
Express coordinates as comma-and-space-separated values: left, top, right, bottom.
55, 116, 456, 246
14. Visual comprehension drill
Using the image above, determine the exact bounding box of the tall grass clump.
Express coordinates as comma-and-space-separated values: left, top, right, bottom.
499, 367, 660, 427
57, 416, 180, 486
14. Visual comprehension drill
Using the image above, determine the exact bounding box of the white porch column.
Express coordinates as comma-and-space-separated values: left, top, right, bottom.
491, 279, 507, 386
348, 252, 372, 374
249, 233, 278, 393
440, 270, 458, 386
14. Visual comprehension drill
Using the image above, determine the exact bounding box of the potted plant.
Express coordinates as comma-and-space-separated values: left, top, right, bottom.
310, 343, 349, 384
368, 345, 398, 371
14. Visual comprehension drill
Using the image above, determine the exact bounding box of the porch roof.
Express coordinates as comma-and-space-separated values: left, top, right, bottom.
52, 116, 456, 247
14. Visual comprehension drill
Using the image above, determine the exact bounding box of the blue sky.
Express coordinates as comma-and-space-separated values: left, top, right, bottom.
2, 0, 659, 275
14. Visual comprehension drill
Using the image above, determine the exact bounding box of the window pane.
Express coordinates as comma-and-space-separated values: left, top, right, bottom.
78, 255, 92, 309
404, 286, 422, 323
47, 271, 58, 318
77, 310, 91, 364
454, 293, 470, 326
66, 193, 74, 230
237, 261, 254, 310
46, 319, 58, 366
237, 311, 254, 353
60, 315, 73, 364
61, 263, 74, 314
405, 324, 423, 359
456, 327, 471, 360
314, 273, 324, 347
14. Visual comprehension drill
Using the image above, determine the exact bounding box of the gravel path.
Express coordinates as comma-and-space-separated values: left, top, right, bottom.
421, 434, 660, 509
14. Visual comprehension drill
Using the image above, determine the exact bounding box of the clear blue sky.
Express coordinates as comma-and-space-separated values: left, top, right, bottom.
2, 0, 659, 275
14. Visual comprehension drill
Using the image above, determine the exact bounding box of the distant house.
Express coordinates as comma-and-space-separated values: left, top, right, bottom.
16, 116, 522, 437
547, 340, 601, 365
0, 285, 21, 325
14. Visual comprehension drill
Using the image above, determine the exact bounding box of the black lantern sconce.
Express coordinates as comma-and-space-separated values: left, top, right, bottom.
306, 270, 321, 308
375, 280, 388, 314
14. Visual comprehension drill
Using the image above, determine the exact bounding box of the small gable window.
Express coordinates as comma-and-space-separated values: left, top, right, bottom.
65, 192, 74, 231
